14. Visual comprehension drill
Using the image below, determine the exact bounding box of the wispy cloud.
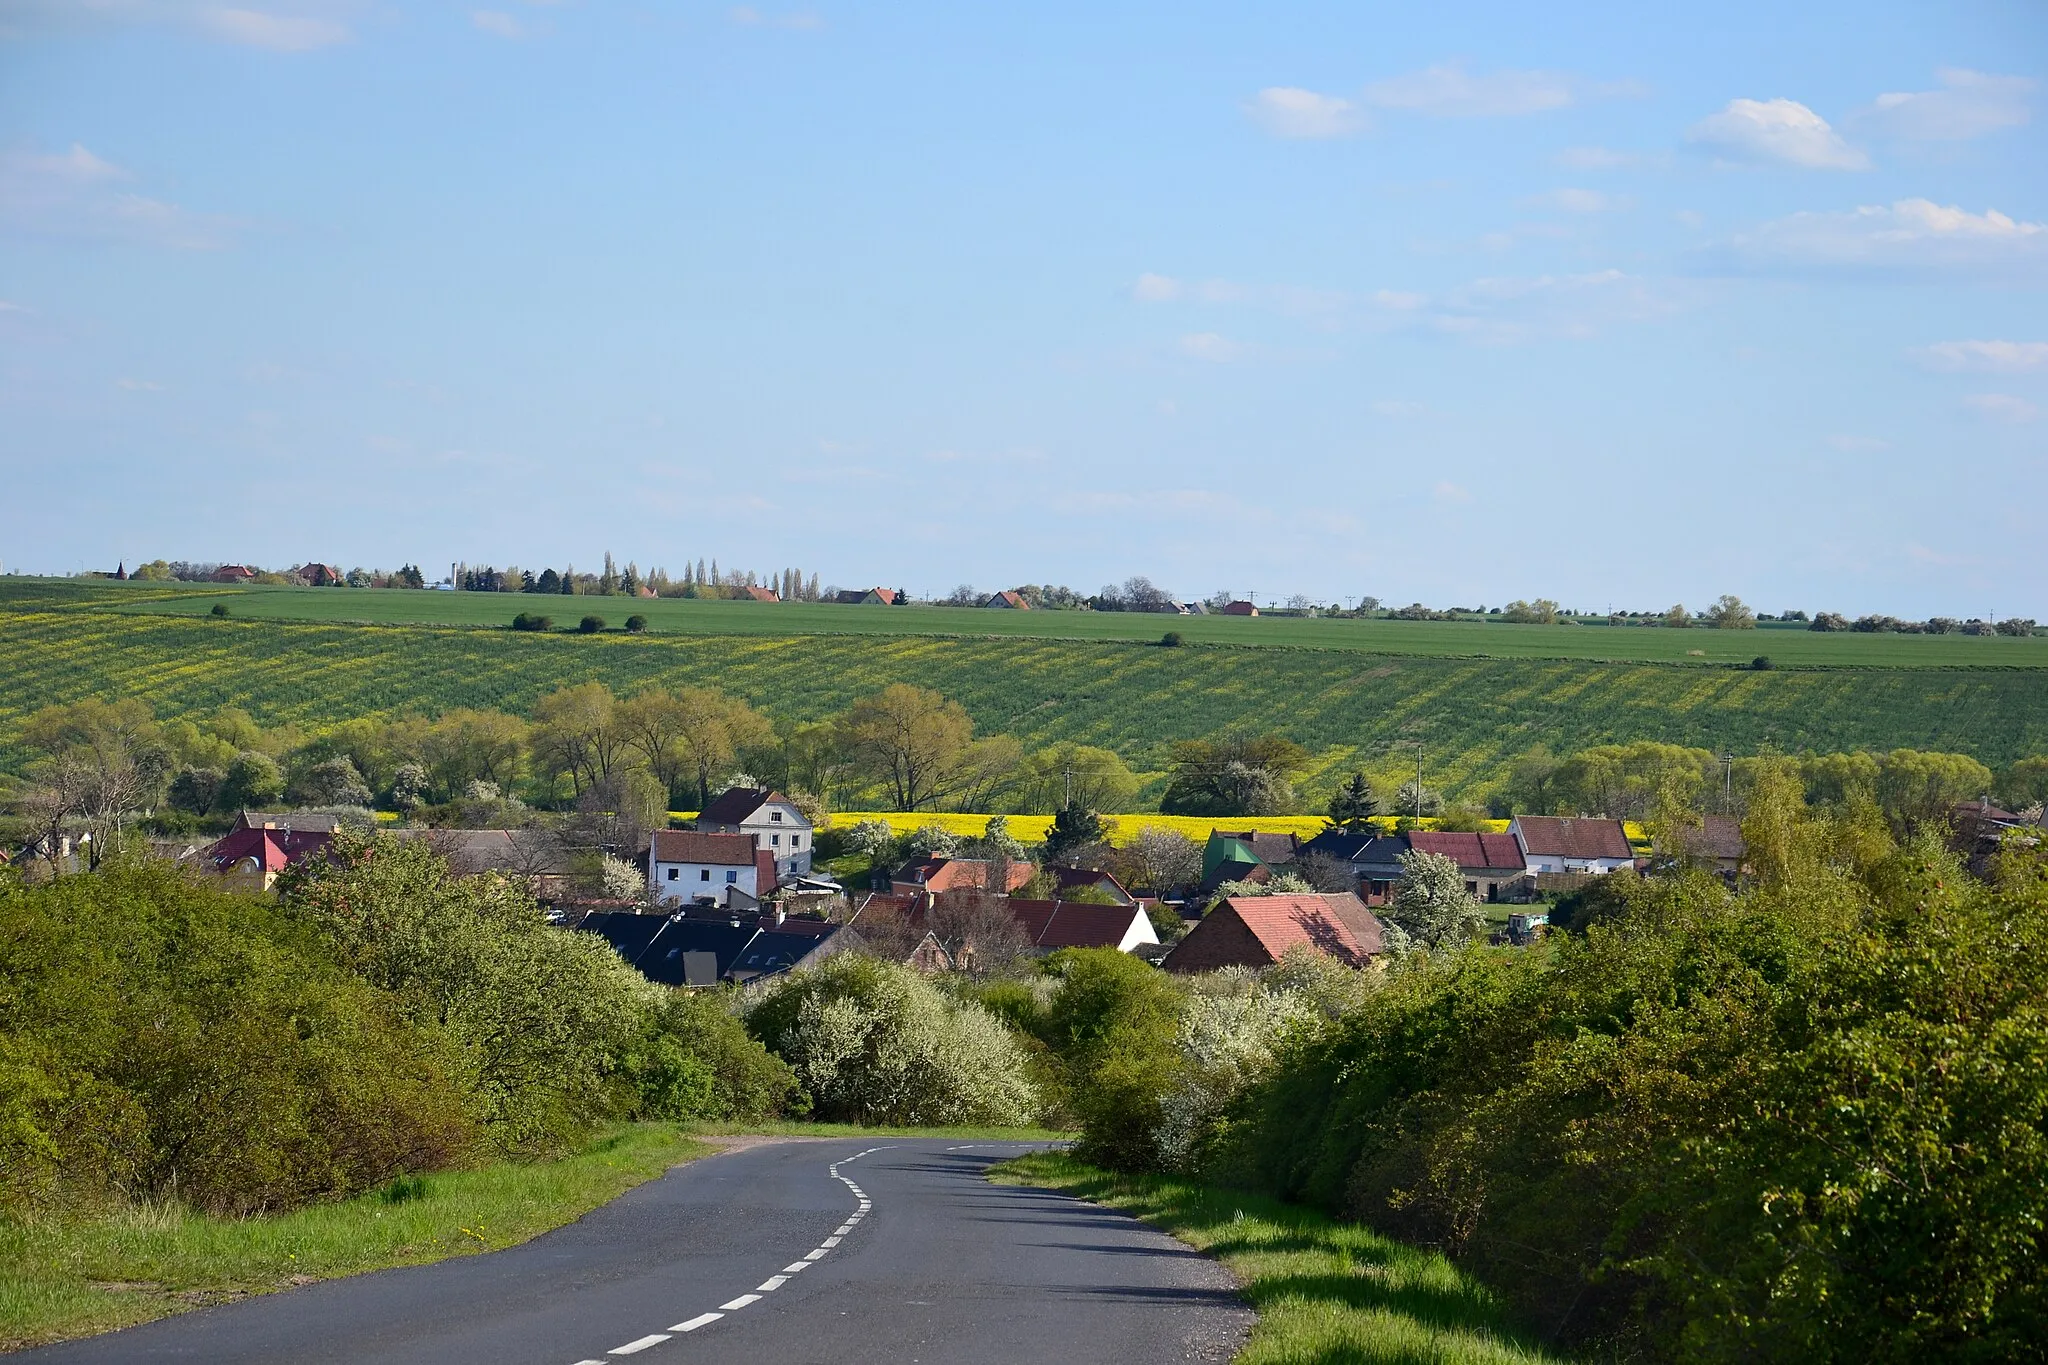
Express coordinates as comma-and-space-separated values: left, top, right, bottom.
0, 0, 360, 47
470, 9, 526, 39
1826, 433, 1890, 453
1432, 481, 1472, 503
1913, 339, 2048, 373
1429, 269, 1678, 344
1856, 68, 2034, 142
1688, 98, 1868, 169
1130, 273, 1345, 320
1177, 332, 1244, 363
1360, 62, 1620, 117
1244, 87, 1364, 139
116, 378, 166, 391
198, 6, 350, 50
1526, 187, 1630, 214
1555, 146, 1666, 171
729, 6, 823, 31
1963, 393, 2039, 423
0, 142, 240, 249
1702, 199, 2046, 276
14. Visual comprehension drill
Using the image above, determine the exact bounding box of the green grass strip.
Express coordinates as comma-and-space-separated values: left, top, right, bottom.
991, 1151, 1567, 1365
1, 1124, 710, 1351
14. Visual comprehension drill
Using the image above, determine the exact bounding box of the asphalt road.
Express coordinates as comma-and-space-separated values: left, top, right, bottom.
20, 1139, 1251, 1365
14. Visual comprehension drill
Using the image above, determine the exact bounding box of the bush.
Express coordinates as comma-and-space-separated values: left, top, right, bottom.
1160, 631, 1184, 647
209, 602, 230, 617
577, 615, 606, 634
1039, 949, 1186, 1169
624, 614, 648, 633
746, 955, 1037, 1126
511, 612, 552, 632
1750, 655, 1774, 671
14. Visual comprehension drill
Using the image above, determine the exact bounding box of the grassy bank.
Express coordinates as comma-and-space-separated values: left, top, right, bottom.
991, 1152, 1564, 1365
0, 1124, 711, 1352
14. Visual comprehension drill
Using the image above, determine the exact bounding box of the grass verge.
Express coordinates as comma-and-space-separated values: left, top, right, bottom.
990, 1151, 1566, 1365
0, 1123, 709, 1352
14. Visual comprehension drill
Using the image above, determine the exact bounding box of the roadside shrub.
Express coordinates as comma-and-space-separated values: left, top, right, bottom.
577, 614, 606, 634
0, 863, 475, 1216
1039, 948, 1186, 1170
623, 991, 802, 1121
747, 955, 1037, 1126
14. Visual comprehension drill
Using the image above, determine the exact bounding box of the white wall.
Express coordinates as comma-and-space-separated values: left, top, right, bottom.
651, 859, 759, 903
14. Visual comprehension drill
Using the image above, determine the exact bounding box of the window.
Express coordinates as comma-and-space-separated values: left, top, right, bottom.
699, 869, 711, 881
725, 870, 738, 884
792, 834, 802, 848
771, 810, 783, 822
667, 867, 678, 881
771, 833, 780, 846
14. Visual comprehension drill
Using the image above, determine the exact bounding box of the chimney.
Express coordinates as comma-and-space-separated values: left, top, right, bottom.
775, 906, 786, 925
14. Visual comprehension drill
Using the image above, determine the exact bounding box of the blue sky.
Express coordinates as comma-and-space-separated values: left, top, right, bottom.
2, 0, 2043, 616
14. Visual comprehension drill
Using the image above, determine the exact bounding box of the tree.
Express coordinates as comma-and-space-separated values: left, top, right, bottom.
168, 766, 226, 815
531, 683, 629, 801
1549, 742, 1715, 821
1326, 772, 1381, 831
1043, 804, 1107, 863
577, 615, 605, 634
419, 709, 527, 801
217, 751, 285, 812
1119, 826, 1202, 893
1501, 747, 1562, 816
1998, 756, 2048, 813
1501, 599, 1561, 625
845, 818, 899, 863
1160, 735, 1309, 816
928, 889, 1033, 975
836, 684, 976, 811
1393, 778, 1444, 818
1385, 848, 1484, 950
389, 762, 431, 810
288, 757, 374, 809
619, 687, 775, 808
1706, 594, 1757, 629
1873, 749, 1995, 834
1018, 743, 1140, 815
1662, 603, 1692, 628
972, 814, 1029, 862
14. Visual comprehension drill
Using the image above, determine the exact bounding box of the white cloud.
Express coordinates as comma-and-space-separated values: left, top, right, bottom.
1360, 62, 1594, 117
1708, 199, 2047, 275
1178, 332, 1243, 363
1244, 87, 1363, 139
729, 7, 823, 30
1132, 273, 1182, 302
1528, 187, 1630, 213
1432, 481, 1472, 502
1858, 68, 2034, 142
1913, 340, 2048, 373
0, 143, 237, 249
1372, 289, 1427, 310
1431, 269, 1679, 344
1826, 433, 1890, 453
1688, 98, 1868, 169
1963, 393, 2039, 423
198, 7, 349, 50
470, 9, 524, 38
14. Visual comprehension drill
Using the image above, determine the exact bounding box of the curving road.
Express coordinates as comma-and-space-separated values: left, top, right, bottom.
18, 1139, 1250, 1365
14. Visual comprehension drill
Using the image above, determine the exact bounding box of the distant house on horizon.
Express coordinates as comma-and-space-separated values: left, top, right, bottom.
212, 565, 257, 584
737, 584, 779, 602
833, 587, 900, 605
296, 563, 344, 587
1220, 600, 1258, 616
984, 590, 1031, 609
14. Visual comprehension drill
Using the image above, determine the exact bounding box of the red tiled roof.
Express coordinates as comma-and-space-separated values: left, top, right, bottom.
1006, 899, 1147, 950
1406, 831, 1526, 871
649, 830, 758, 865
894, 858, 1035, 895
203, 825, 333, 873
986, 590, 1031, 609
739, 585, 779, 602
1513, 816, 1633, 860
1221, 893, 1379, 965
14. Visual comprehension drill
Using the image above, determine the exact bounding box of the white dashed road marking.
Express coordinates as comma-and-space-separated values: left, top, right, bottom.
566, 1146, 895, 1363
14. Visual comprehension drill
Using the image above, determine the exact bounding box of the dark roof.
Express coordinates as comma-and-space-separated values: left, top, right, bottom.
1211, 830, 1299, 864
1006, 900, 1149, 950
650, 829, 759, 865
1406, 831, 1527, 871
1513, 816, 1634, 860
202, 825, 334, 873
729, 921, 842, 979
1300, 829, 1377, 861
1050, 867, 1135, 904
697, 787, 794, 826
580, 911, 670, 965
1669, 814, 1746, 861
635, 920, 766, 986
234, 810, 351, 834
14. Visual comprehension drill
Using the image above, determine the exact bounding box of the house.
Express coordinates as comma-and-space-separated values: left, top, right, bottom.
395, 827, 574, 897
1220, 601, 1258, 616
1509, 816, 1636, 875
1008, 900, 1159, 953
649, 829, 776, 906
1049, 866, 1136, 905
889, 856, 1036, 899
297, 563, 344, 587
199, 812, 340, 892
212, 565, 257, 583
984, 590, 1031, 609
1664, 815, 1747, 877
581, 907, 847, 988
1329, 831, 1528, 904
1213, 829, 1300, 865
737, 585, 779, 603
1162, 893, 1383, 972
833, 587, 900, 605
694, 787, 813, 877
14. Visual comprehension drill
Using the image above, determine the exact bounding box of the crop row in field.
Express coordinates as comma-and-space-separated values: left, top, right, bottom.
4, 609, 2043, 800
21, 577, 2048, 669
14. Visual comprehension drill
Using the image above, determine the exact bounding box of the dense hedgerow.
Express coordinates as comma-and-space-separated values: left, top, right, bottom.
0, 834, 799, 1218
1202, 809, 2048, 1359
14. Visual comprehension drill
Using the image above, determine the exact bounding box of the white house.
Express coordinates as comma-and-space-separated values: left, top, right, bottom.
1507, 816, 1637, 875
649, 830, 771, 907
694, 787, 813, 878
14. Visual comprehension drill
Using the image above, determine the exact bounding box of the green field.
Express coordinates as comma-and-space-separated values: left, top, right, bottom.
4, 578, 2044, 800
41, 577, 2048, 668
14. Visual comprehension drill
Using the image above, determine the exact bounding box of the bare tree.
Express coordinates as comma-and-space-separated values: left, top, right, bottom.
928, 889, 1033, 976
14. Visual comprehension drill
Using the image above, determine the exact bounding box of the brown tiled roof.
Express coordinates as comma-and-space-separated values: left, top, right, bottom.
1006, 899, 1147, 949
738, 585, 779, 602
649, 830, 758, 865
1050, 867, 1135, 903
1513, 816, 1633, 860
1406, 831, 1527, 871
1670, 814, 1746, 860
985, 590, 1031, 609
894, 858, 1035, 895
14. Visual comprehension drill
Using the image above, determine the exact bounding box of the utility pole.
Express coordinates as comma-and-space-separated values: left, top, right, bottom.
1062, 766, 1075, 810
1722, 752, 1735, 815
1416, 749, 1425, 820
